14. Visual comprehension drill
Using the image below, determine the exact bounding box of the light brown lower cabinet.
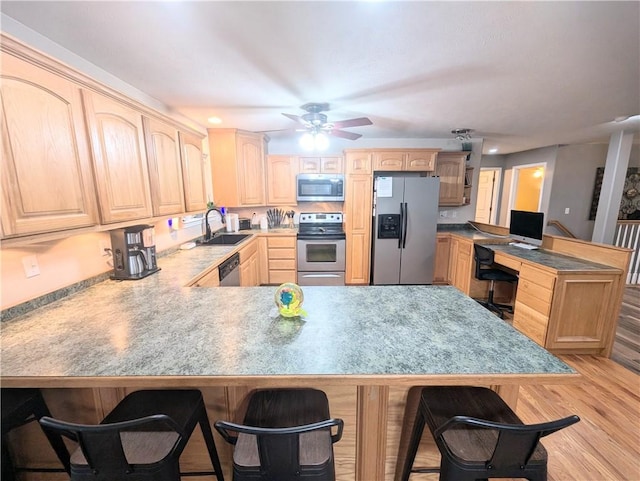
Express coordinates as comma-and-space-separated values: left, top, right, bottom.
239, 239, 260, 287
266, 235, 297, 284
433, 235, 450, 284
189, 266, 220, 287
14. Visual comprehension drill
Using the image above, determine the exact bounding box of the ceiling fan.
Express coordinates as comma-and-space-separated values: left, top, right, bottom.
276, 102, 373, 140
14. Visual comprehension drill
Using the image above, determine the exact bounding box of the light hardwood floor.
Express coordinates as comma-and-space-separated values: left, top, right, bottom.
611, 286, 640, 374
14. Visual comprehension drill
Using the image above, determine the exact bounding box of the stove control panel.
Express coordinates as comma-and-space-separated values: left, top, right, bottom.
299, 212, 343, 224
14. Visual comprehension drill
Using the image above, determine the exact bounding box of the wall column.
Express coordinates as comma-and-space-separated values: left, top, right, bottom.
592, 130, 635, 244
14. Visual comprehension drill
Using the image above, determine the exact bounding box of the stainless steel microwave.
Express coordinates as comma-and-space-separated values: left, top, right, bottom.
296, 174, 345, 202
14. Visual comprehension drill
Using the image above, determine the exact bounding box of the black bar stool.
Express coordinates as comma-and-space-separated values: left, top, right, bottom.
215, 388, 344, 481
39, 389, 224, 481
473, 244, 519, 318
1, 388, 71, 480
400, 386, 580, 481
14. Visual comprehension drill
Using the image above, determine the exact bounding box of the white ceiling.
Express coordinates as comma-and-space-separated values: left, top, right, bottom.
2, 1, 639, 154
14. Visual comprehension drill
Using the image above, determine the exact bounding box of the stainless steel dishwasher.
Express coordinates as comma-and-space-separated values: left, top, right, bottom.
218, 253, 241, 286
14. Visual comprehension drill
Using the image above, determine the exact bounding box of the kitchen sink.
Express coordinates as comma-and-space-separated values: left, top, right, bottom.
196, 234, 251, 246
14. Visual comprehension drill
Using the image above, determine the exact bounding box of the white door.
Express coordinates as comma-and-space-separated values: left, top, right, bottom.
475, 168, 501, 224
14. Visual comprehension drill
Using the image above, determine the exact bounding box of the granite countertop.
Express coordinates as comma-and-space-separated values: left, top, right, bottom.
1, 277, 574, 381
439, 224, 620, 273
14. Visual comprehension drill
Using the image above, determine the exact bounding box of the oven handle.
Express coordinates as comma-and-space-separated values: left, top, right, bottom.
297, 234, 346, 241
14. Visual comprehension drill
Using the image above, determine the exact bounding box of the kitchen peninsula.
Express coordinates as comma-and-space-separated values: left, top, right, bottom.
1, 243, 577, 481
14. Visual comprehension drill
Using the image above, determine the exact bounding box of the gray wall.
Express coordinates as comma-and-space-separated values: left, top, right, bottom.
549, 143, 640, 240
482, 142, 640, 240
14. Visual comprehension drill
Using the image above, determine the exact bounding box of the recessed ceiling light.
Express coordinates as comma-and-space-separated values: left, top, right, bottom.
488, 148, 498, 154
207, 116, 222, 124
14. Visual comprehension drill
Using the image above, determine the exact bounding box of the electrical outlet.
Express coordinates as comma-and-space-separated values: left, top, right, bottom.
439, 211, 448, 218
100, 240, 111, 257
451, 211, 457, 218
22, 255, 40, 278
564, 208, 570, 214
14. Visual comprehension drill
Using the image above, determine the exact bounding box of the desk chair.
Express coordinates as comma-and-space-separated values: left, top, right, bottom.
39, 389, 224, 481
1, 388, 71, 480
473, 244, 519, 318
400, 386, 580, 481
215, 388, 344, 481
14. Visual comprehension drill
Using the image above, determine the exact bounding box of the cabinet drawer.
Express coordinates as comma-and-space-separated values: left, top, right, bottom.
267, 236, 296, 248
493, 252, 521, 272
269, 270, 297, 284
238, 239, 258, 262
515, 282, 553, 315
519, 264, 555, 290
513, 301, 548, 347
268, 247, 296, 259
269, 259, 296, 270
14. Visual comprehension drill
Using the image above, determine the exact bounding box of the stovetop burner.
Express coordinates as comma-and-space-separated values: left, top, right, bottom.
297, 212, 345, 239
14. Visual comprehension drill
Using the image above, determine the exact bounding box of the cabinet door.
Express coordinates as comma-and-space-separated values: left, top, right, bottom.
436, 152, 466, 206
345, 151, 372, 175
236, 133, 265, 205
143, 117, 185, 216
179, 132, 207, 212
266, 155, 298, 205
433, 235, 450, 284
406, 150, 437, 171
345, 175, 373, 284
299, 156, 344, 174
1, 53, 97, 237
83, 91, 152, 223
373, 151, 404, 171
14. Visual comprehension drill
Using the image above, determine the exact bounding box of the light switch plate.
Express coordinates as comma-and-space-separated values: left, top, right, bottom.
22, 255, 40, 278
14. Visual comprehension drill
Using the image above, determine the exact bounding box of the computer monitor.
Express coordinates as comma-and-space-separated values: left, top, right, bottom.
509, 210, 544, 246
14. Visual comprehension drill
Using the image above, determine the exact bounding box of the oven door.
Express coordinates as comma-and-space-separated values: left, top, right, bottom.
296, 238, 346, 272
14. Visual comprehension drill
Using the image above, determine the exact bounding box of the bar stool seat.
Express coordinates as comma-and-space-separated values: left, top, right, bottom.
215, 388, 344, 481
40, 389, 224, 481
1, 388, 71, 480
400, 386, 579, 481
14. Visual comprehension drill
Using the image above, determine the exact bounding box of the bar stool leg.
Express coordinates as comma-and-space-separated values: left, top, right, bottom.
197, 402, 225, 481
31, 392, 71, 474
400, 405, 426, 481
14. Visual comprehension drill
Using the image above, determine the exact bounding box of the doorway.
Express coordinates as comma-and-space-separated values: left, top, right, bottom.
475, 168, 501, 224
509, 163, 545, 216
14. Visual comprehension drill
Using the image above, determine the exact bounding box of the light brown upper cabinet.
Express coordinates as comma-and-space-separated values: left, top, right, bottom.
83, 91, 153, 223
299, 156, 344, 174
0, 53, 98, 237
436, 151, 469, 206
345, 150, 373, 175
179, 132, 208, 212
266, 155, 298, 205
142, 117, 185, 216
373, 149, 438, 172
209, 129, 267, 207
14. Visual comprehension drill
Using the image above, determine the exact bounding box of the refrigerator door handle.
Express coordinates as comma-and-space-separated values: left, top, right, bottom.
398, 202, 404, 249
402, 202, 409, 249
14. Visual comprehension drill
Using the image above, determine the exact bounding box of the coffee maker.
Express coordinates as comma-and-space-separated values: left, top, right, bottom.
110, 225, 160, 280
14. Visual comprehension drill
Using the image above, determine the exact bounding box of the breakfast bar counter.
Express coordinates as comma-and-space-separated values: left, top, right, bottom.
1, 280, 577, 480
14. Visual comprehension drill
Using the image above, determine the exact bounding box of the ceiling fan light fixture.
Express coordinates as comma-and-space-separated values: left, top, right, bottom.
315, 132, 329, 151
452, 128, 473, 151
299, 132, 316, 150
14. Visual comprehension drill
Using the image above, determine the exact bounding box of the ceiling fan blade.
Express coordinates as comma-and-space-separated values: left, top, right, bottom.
331, 117, 372, 129
329, 129, 362, 140
282, 113, 309, 125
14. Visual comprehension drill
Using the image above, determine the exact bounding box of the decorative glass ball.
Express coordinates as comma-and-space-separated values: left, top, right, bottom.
274, 283, 305, 317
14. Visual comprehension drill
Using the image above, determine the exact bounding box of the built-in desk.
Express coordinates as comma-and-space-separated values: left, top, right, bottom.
439, 223, 631, 357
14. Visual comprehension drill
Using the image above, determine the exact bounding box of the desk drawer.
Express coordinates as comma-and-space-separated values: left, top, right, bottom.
519, 264, 555, 290
513, 301, 548, 347
494, 252, 521, 272
516, 282, 553, 315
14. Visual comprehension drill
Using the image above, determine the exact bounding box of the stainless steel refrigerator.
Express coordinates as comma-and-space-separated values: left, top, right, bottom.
371, 175, 440, 285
